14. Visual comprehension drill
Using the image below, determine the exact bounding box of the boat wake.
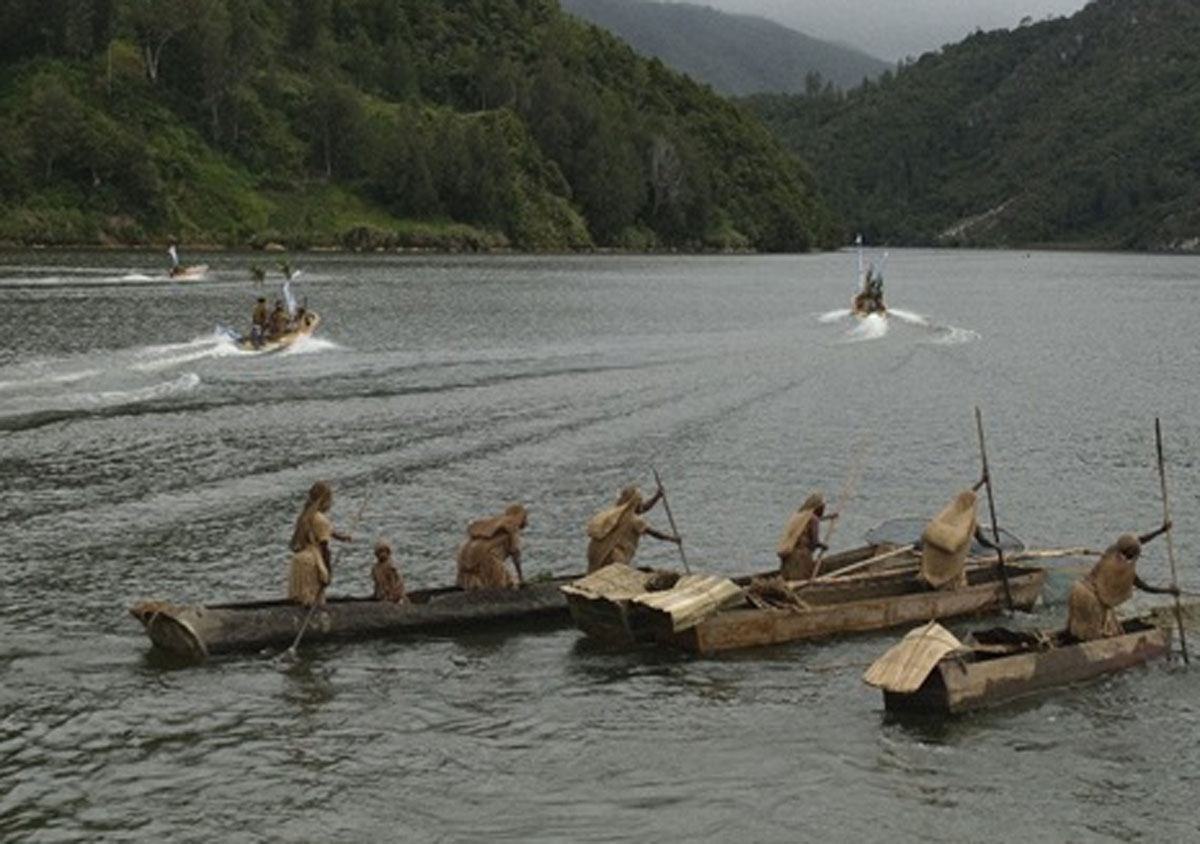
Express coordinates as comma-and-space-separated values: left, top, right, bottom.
927, 325, 981, 345
818, 306, 979, 345
130, 334, 244, 372
844, 313, 889, 342
277, 334, 340, 355
817, 309, 851, 323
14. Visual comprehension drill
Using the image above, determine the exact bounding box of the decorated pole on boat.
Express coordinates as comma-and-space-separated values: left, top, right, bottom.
652, 466, 690, 573
1155, 417, 1189, 665
281, 488, 370, 661
975, 406, 1014, 610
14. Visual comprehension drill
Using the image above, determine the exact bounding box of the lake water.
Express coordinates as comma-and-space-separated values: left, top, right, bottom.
1, 249, 1198, 842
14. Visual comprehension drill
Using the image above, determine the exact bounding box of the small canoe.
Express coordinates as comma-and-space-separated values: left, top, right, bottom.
130, 575, 578, 661
169, 264, 210, 280
236, 310, 320, 352
867, 616, 1170, 715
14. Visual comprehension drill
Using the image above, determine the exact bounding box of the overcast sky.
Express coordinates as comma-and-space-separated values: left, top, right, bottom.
695, 0, 1092, 61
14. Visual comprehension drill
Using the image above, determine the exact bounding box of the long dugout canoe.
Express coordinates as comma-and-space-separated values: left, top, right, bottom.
130, 576, 579, 661
654, 561, 1046, 655
563, 543, 907, 648
872, 617, 1170, 715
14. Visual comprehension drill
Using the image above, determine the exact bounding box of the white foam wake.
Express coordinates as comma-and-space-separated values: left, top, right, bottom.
844, 313, 889, 341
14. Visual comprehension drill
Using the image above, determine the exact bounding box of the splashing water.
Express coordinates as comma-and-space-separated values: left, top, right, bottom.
887, 308, 929, 326
844, 313, 889, 341
818, 309, 852, 323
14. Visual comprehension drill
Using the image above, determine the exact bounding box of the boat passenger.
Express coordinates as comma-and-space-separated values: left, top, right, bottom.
287, 481, 352, 606
585, 485, 681, 574
371, 540, 407, 603
456, 504, 528, 590
250, 297, 268, 345
266, 299, 288, 339
776, 493, 838, 581
918, 479, 999, 590
1067, 522, 1176, 641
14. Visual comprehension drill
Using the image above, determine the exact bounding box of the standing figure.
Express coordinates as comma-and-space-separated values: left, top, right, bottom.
371, 540, 407, 603
250, 296, 268, 346
456, 504, 528, 590
1067, 523, 1176, 641
286, 481, 352, 606
918, 479, 997, 590
776, 493, 838, 581
585, 485, 681, 573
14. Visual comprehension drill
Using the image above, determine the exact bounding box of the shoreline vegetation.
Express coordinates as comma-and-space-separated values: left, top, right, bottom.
0, 1, 838, 256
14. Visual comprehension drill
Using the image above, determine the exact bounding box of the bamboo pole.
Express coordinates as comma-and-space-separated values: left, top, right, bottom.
652, 466, 690, 573
1155, 418, 1188, 665
976, 406, 1014, 610
811, 439, 873, 580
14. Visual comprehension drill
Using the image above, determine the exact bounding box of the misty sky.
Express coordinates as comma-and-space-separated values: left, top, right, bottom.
695, 0, 1092, 61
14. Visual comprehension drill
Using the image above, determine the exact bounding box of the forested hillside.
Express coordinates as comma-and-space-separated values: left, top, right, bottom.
746, 0, 1200, 250
559, 0, 889, 95
0, 0, 837, 251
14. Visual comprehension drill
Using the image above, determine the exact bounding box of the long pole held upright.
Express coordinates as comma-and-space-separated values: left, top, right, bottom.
652, 466, 690, 573
811, 438, 873, 579
1155, 418, 1189, 665
975, 407, 1014, 610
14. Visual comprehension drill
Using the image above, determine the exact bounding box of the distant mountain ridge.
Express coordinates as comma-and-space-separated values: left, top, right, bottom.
559, 0, 890, 94
746, 0, 1200, 250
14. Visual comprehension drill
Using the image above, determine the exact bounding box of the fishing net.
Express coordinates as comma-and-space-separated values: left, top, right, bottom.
864, 517, 1025, 554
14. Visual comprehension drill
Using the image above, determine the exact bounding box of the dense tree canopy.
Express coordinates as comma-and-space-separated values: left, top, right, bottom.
0, 0, 837, 251
745, 0, 1200, 250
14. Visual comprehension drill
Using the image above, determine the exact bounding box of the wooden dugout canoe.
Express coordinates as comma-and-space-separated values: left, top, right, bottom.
871, 617, 1169, 715
655, 559, 1045, 655
236, 310, 320, 353
130, 576, 577, 661
563, 543, 1042, 652
562, 544, 910, 648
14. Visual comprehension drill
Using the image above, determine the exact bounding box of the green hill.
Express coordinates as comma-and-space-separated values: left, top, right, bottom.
0, 0, 837, 252
559, 0, 890, 95
745, 0, 1200, 250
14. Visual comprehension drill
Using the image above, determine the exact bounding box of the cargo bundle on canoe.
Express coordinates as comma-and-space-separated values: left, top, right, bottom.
130, 576, 578, 661
563, 543, 1046, 653
865, 616, 1170, 715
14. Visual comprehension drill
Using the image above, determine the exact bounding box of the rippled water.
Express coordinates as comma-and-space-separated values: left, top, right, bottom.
2, 249, 1198, 842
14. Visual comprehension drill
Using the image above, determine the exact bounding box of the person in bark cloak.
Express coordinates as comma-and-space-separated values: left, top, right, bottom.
1067, 522, 1177, 641
585, 484, 681, 573
918, 476, 1000, 590
371, 539, 407, 603
776, 493, 839, 581
287, 481, 352, 606
456, 504, 528, 590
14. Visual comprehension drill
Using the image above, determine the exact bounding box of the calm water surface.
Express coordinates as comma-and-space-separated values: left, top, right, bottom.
1, 249, 1198, 842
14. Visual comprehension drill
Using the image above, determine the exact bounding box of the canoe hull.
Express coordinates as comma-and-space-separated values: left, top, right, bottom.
664, 563, 1044, 655
131, 577, 576, 661
563, 544, 910, 648
883, 619, 1169, 715
237, 311, 320, 352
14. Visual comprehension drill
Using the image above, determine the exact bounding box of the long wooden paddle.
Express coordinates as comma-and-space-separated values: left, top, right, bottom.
975, 406, 1014, 610
652, 466, 690, 573
1155, 417, 1189, 665
282, 490, 370, 661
